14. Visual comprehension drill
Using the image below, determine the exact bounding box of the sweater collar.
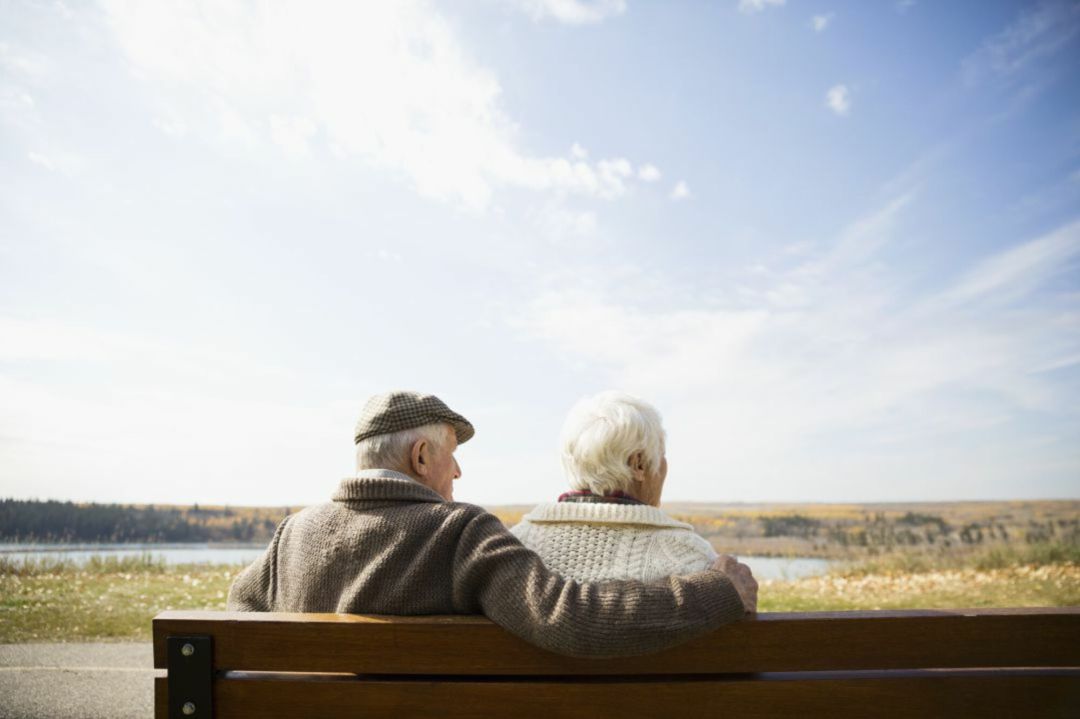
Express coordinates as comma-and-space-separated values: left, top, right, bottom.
521, 501, 695, 530
332, 469, 446, 504
557, 489, 644, 505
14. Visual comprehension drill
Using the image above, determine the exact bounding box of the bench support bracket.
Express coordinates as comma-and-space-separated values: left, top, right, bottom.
168, 635, 213, 719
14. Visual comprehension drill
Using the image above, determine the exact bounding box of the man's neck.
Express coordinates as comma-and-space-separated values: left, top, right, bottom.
355, 467, 413, 480
356, 467, 438, 494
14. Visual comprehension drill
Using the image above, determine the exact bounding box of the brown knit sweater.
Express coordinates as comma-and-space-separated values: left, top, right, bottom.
227, 471, 747, 657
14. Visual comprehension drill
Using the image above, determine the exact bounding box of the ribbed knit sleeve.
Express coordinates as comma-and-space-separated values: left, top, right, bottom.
452, 511, 746, 658
226, 515, 290, 612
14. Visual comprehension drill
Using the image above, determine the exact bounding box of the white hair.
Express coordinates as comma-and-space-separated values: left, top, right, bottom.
355, 423, 451, 472
560, 391, 666, 496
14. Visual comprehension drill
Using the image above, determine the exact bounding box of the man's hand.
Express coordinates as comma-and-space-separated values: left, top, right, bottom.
712, 554, 758, 613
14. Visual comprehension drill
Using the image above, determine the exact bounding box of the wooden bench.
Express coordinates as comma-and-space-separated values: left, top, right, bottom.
154, 608, 1080, 718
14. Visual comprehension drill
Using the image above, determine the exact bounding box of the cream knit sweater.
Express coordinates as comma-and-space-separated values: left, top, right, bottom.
511, 501, 718, 583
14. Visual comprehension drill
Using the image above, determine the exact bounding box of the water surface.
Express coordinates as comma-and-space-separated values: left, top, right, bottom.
0, 543, 834, 579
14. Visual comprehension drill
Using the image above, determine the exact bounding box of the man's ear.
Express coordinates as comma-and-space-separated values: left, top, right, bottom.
628, 451, 646, 483
410, 439, 429, 478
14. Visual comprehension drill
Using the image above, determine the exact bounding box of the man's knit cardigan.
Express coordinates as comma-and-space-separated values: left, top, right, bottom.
227, 470, 746, 658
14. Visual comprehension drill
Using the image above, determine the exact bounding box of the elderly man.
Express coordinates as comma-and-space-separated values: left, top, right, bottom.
228, 391, 757, 657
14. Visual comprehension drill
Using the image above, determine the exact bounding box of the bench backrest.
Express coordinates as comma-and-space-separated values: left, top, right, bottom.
154, 608, 1080, 718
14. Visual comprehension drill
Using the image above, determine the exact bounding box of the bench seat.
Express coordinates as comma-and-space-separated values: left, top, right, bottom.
153, 608, 1080, 718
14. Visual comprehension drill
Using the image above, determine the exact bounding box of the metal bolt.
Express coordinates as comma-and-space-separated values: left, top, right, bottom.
181, 701, 197, 715
181, 643, 195, 657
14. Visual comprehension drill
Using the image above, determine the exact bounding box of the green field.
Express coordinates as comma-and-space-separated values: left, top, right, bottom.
1, 545, 1077, 643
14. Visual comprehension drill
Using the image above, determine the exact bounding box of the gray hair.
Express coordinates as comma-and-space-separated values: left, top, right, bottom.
560, 391, 666, 496
355, 423, 451, 472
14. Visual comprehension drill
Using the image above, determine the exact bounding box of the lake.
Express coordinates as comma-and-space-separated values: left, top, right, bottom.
0, 543, 835, 580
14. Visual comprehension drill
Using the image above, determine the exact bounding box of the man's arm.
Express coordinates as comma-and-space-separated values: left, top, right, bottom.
451, 511, 750, 658
226, 515, 290, 612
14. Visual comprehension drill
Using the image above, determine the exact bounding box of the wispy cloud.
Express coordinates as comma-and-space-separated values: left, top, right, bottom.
961, 0, 1080, 88
513, 0, 626, 25
825, 84, 851, 116
738, 0, 786, 15
811, 13, 833, 32
101, 1, 658, 211
895, 0, 917, 14
517, 202, 1080, 499
940, 219, 1080, 306
670, 180, 691, 200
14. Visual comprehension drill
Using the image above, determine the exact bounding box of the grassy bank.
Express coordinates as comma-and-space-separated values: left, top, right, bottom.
758, 543, 1080, 611
759, 564, 1079, 611
1, 547, 1077, 642
0, 556, 241, 643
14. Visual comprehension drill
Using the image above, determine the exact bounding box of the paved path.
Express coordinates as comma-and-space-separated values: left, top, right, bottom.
0, 643, 156, 718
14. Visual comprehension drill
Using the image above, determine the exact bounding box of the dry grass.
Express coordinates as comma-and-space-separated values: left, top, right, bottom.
1, 544, 1076, 642
760, 564, 1080, 612
0, 558, 241, 642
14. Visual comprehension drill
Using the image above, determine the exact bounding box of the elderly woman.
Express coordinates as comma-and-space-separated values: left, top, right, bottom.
511, 391, 717, 582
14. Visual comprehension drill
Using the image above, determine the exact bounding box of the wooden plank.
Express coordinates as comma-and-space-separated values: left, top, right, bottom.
154, 677, 166, 719
154, 670, 1080, 719
152, 608, 1080, 675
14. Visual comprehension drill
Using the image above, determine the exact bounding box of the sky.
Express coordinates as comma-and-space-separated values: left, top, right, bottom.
1, 0, 1079, 507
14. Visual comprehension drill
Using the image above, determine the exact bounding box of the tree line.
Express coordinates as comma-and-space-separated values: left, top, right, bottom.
0, 499, 288, 543
759, 511, 1078, 549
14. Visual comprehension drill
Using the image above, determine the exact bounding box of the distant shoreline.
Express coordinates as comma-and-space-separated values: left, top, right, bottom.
4, 499, 1077, 561
0, 542, 267, 552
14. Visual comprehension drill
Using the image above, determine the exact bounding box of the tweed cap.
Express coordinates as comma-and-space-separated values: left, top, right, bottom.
354, 391, 475, 446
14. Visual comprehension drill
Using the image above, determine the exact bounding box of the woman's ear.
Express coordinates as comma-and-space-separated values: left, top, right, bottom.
628, 451, 646, 483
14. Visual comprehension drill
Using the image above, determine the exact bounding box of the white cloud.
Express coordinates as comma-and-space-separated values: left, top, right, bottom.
0, 43, 50, 81
517, 204, 1080, 499
0, 317, 356, 504
269, 114, 318, 158
670, 180, 691, 200
895, 0, 917, 13
515, 0, 627, 25
738, 0, 786, 15
101, 1, 656, 210
533, 204, 601, 246
637, 163, 661, 182
0, 372, 351, 504
217, 104, 258, 148
152, 115, 188, 138
26, 148, 82, 176
376, 248, 404, 262
0, 316, 292, 380
826, 84, 851, 116
811, 13, 833, 32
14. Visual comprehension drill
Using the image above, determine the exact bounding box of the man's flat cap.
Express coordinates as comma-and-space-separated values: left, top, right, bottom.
354, 391, 475, 445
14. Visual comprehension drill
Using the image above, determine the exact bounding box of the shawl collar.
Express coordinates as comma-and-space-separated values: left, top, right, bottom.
521, 501, 695, 530
332, 469, 446, 504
